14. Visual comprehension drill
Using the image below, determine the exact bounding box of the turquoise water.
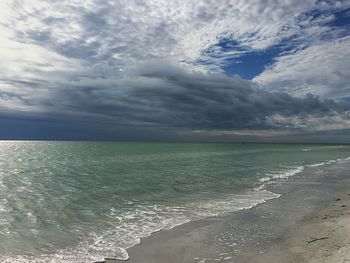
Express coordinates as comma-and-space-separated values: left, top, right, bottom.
0, 141, 350, 262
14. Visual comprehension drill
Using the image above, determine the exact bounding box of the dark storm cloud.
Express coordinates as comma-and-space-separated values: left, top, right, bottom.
0, 91, 33, 106
28, 62, 348, 133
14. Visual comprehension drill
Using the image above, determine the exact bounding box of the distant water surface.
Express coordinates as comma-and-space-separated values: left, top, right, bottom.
0, 141, 349, 262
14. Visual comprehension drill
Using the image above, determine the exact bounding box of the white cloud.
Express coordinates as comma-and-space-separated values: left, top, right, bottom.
0, 0, 325, 64
254, 36, 350, 99
0, 24, 83, 112
2, 0, 349, 74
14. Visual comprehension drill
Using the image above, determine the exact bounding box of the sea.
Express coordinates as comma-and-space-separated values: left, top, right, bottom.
0, 141, 349, 262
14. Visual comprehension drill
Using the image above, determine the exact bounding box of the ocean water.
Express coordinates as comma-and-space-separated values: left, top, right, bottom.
0, 141, 349, 262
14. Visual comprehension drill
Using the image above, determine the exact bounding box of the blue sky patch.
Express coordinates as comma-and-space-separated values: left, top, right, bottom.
196, 5, 350, 80
221, 48, 281, 79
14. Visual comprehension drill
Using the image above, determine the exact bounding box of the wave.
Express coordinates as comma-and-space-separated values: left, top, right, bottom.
307, 156, 350, 168
301, 148, 311, 152
307, 162, 326, 167
259, 166, 304, 183
259, 155, 350, 185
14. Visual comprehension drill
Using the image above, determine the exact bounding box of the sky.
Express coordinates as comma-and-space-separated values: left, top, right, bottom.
0, 0, 350, 142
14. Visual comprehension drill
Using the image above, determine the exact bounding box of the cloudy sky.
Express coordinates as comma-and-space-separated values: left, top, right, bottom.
0, 0, 350, 141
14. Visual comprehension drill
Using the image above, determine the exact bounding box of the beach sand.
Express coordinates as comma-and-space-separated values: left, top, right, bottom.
249, 192, 350, 263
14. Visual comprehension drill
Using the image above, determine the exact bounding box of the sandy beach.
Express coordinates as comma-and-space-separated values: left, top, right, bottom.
249, 191, 350, 263
112, 192, 350, 263
111, 161, 350, 263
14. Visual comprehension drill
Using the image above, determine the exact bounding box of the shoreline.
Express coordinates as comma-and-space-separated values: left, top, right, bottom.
110, 161, 350, 263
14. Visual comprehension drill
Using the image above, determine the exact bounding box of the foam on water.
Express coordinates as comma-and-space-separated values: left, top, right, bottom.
258, 166, 304, 183
0, 188, 279, 262
307, 156, 350, 167
259, 156, 350, 184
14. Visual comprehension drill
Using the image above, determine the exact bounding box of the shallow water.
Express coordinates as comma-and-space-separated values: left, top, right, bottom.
0, 141, 349, 262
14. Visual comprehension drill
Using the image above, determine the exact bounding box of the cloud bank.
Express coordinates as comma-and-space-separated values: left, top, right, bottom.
2, 61, 349, 139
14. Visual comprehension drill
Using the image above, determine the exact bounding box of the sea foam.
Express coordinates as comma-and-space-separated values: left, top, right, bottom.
0, 188, 279, 262
259, 166, 304, 183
